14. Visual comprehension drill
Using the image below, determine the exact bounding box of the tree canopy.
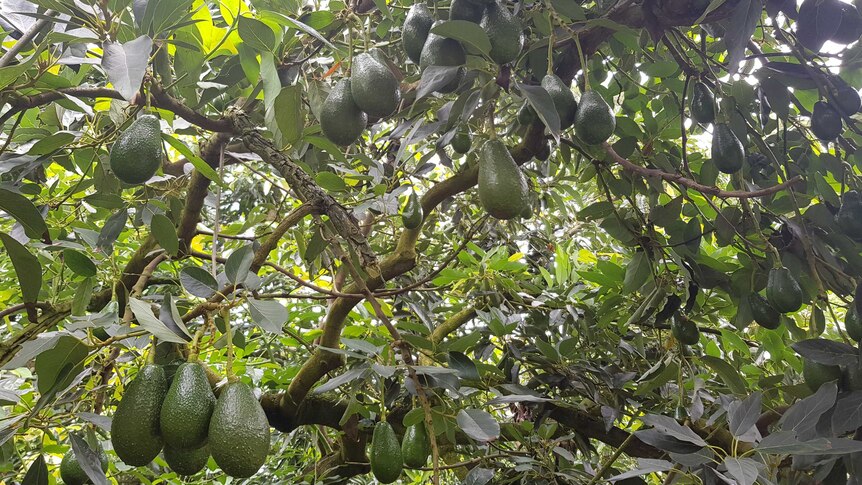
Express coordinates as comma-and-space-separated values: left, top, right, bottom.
2, 0, 862, 483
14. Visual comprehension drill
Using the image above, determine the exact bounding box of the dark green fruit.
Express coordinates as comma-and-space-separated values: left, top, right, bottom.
370, 422, 402, 483
351, 52, 401, 118
836, 190, 862, 241
803, 359, 841, 392
320, 79, 367, 146
574, 91, 615, 145
517, 103, 537, 126
208, 381, 270, 478
478, 139, 529, 220
111, 364, 167, 466
749, 293, 780, 330
159, 362, 216, 449
164, 443, 210, 476
811, 101, 843, 140
450, 130, 472, 154
401, 190, 424, 230
711, 123, 744, 174
846, 305, 862, 342
833, 83, 861, 115
541, 74, 577, 130
60, 446, 108, 485
766, 267, 804, 313
671, 316, 700, 345
449, 0, 484, 22
833, 3, 862, 44
480, 2, 523, 65
419, 22, 467, 93
110, 114, 163, 185
401, 423, 431, 468
690, 82, 716, 123
402, 4, 434, 64
534, 141, 551, 161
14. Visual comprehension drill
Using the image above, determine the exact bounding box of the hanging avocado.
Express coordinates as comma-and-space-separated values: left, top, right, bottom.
811, 101, 843, 140
401, 190, 424, 230
480, 2, 523, 65
370, 422, 402, 483
711, 123, 744, 174
350, 52, 401, 118
208, 381, 271, 478
402, 4, 434, 64
541, 74, 577, 130
110, 114, 163, 185
320, 79, 368, 146
832, 81, 861, 115
401, 422, 432, 468
803, 358, 841, 392
574, 91, 615, 145
766, 267, 804, 313
690, 82, 716, 123
749, 293, 781, 330
478, 139, 529, 220
450, 130, 472, 154
517, 102, 537, 126
449, 0, 485, 22
836, 190, 862, 241
846, 305, 862, 342
671, 316, 700, 345
111, 365, 167, 466
419, 22, 467, 93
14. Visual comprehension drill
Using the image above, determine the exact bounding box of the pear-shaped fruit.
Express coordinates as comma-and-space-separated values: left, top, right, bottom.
450, 130, 472, 154
320, 79, 367, 146
690, 82, 716, 123
811, 101, 843, 140
671, 316, 699, 345
846, 305, 862, 342
517, 102, 537, 126
402, 422, 432, 468
401, 190, 424, 230
541, 74, 577, 130
110, 114, 163, 185
370, 422, 402, 483
419, 22, 467, 93
711, 123, 744, 174
111, 364, 167, 466
766, 267, 804, 313
159, 362, 216, 449
833, 3, 862, 44
402, 4, 434, 64
449, 0, 484, 22
836, 190, 862, 241
208, 381, 271, 478
478, 139, 529, 220
574, 91, 615, 145
351, 52, 401, 118
749, 293, 780, 330
480, 2, 523, 65
164, 443, 210, 476
832, 82, 861, 115
803, 359, 841, 392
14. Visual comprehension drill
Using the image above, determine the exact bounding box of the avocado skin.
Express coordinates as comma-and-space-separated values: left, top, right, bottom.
836, 191, 862, 241
671, 316, 699, 345
159, 362, 216, 450
60, 446, 108, 485
420, 23, 467, 93
403, 4, 434, 64
208, 381, 271, 478
402, 191, 424, 230
450, 130, 472, 154
846, 305, 862, 342
749, 293, 780, 330
690, 82, 716, 123
401, 423, 431, 468
111, 364, 167, 466
811, 101, 843, 140
766, 267, 804, 313
370, 422, 402, 483
110, 114, 163, 185
574, 91, 615, 145
478, 139, 529, 220
480, 2, 523, 65
803, 359, 842, 392
833, 83, 861, 115
833, 3, 862, 44
449, 0, 484, 22
164, 443, 210, 476
320, 79, 367, 146
517, 103, 537, 126
541, 74, 577, 129
711, 123, 744, 174
351, 52, 401, 118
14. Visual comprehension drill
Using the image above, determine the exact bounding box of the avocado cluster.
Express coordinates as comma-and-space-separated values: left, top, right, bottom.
369, 421, 432, 483
110, 362, 270, 478
797, 0, 862, 52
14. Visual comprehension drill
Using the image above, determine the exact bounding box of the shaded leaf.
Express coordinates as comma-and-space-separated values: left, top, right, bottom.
128, 298, 190, 343
457, 409, 500, 442
180, 266, 219, 298
0, 232, 41, 303
0, 188, 48, 240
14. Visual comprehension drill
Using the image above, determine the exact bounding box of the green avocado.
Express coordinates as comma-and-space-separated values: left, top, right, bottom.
450, 130, 472, 154
159, 362, 216, 449
832, 82, 861, 115
110, 114, 163, 185
449, 0, 484, 22
846, 305, 862, 342
480, 2, 523, 65
711, 123, 744, 174
60, 445, 108, 485
671, 316, 699, 345
320, 79, 367, 146
517, 102, 537, 126
574, 91, 615, 145
401, 422, 431, 468
534, 141, 551, 161
402, 4, 434, 64
843, 361, 862, 392
766, 267, 804, 313
164, 443, 210, 476
478, 139, 529, 220
370, 422, 402, 483
833, 3, 862, 44
208, 381, 271, 478
690, 82, 716, 123
401, 190, 424, 230
811, 101, 843, 140
749, 293, 780, 330
836, 190, 862, 241
351, 52, 401, 118
803, 359, 841, 392
420, 22, 467, 93
111, 364, 167, 466
541, 74, 577, 130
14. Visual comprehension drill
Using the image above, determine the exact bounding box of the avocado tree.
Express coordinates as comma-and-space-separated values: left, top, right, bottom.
3, 0, 862, 483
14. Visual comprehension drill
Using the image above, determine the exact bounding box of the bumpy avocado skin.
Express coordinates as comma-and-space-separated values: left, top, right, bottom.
401, 423, 431, 468
350, 52, 401, 118
690, 82, 716, 123
208, 381, 271, 478
370, 422, 403, 483
803, 359, 841, 392
541, 74, 577, 130
402, 4, 434, 64
159, 362, 216, 449
711, 123, 744, 174
402, 191, 424, 230
749, 293, 780, 330
420, 22, 467, 93
478, 139, 529, 220
766, 267, 804, 314
574, 91, 615, 145
480, 2, 523, 65
811, 101, 843, 140
110, 114, 163, 185
164, 443, 210, 476
836, 191, 862, 241
111, 364, 167, 466
846, 305, 862, 342
449, 0, 484, 22
320, 79, 368, 146
671, 317, 699, 345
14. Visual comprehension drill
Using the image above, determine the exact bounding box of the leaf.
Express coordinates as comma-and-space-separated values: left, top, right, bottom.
701, 355, 748, 395
78, 412, 112, 432
464, 467, 494, 485
0, 232, 42, 303
161, 134, 225, 187
456, 409, 500, 442
21, 455, 48, 485
96, 208, 128, 252
640, 414, 707, 447
756, 430, 862, 455
225, 244, 254, 285
270, 84, 303, 146
128, 298, 190, 343
832, 390, 862, 435
34, 336, 89, 394
728, 392, 762, 439
70, 433, 108, 485
722, 0, 762, 73
430, 20, 491, 55
792, 339, 859, 366
247, 298, 288, 333
448, 351, 480, 380
180, 266, 218, 298
159, 295, 192, 340
28, 131, 78, 155
149, 213, 178, 256
723, 457, 759, 485
416, 66, 463, 100
101, 35, 153, 101
63, 249, 97, 277
265, 12, 340, 52
0, 188, 48, 240
315, 172, 347, 192
313, 367, 370, 394
780, 381, 837, 440
516, 82, 561, 138
486, 394, 551, 405
608, 459, 673, 482
72, 277, 96, 316
623, 251, 651, 293
237, 15, 275, 52
634, 429, 704, 454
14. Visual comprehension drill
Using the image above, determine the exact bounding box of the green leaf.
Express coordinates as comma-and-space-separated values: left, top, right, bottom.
225, 244, 255, 285
180, 266, 219, 298
0, 188, 48, 240
238, 15, 276, 53
0, 232, 42, 303
456, 409, 500, 442
34, 336, 90, 394
28, 131, 78, 156
430, 20, 491, 55
701, 355, 748, 395
247, 298, 288, 333
72, 277, 96, 316
21, 455, 48, 485
269, 85, 304, 147
516, 82, 561, 138
149, 213, 179, 256
623, 251, 651, 293
63, 249, 97, 277
315, 172, 347, 192
96, 208, 128, 252
161, 134, 225, 187
101, 35, 153, 101
265, 12, 341, 53
128, 298, 190, 343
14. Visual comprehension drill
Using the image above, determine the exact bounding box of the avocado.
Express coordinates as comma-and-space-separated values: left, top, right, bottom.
766, 267, 804, 313
449, 0, 484, 22
450, 130, 472, 154
110, 114, 163, 185
351, 52, 401, 118
402, 190, 424, 230
843, 361, 862, 391
208, 381, 271, 478
517, 102, 537, 126
403, 4, 434, 64
803, 359, 842, 392
846, 305, 862, 342
480, 2, 523, 65
811, 101, 843, 140
574, 91, 615, 145
370, 422, 402, 483
711, 123, 744, 174
159, 362, 216, 449
419, 22, 467, 93
478, 139, 529, 220
832, 82, 861, 115
836, 191, 862, 241
111, 364, 167, 466
690, 82, 716, 123
60, 445, 108, 485
541, 74, 577, 129
749, 293, 780, 330
401, 423, 431, 468
320, 79, 367, 146
671, 316, 699, 345
164, 443, 210, 476
534, 141, 551, 161
833, 3, 862, 44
